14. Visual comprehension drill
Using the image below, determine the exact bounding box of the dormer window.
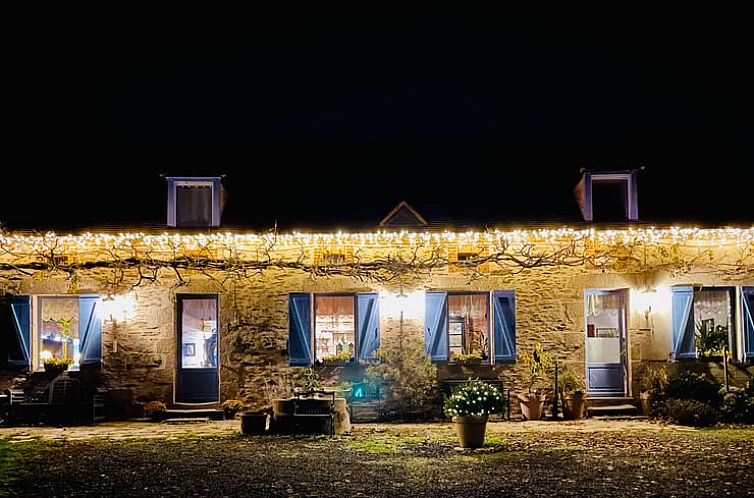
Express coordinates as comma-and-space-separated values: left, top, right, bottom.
574, 170, 639, 222
166, 177, 223, 228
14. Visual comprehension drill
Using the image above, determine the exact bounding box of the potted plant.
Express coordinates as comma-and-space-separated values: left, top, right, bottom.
451, 352, 484, 365
221, 399, 245, 420
143, 400, 167, 421
695, 320, 728, 359
241, 408, 270, 435
517, 342, 551, 420
444, 379, 504, 448
557, 368, 588, 419
43, 357, 73, 377
637, 363, 668, 416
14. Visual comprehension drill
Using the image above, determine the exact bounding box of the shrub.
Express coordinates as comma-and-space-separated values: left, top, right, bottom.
143, 400, 167, 419
718, 387, 754, 424
661, 399, 717, 427
663, 371, 720, 406
637, 363, 669, 394
221, 399, 245, 414
366, 343, 438, 420
444, 380, 504, 418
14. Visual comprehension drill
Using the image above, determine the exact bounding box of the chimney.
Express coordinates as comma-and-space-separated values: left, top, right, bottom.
574, 170, 639, 222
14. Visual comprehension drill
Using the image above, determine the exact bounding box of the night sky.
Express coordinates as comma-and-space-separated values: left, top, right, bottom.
4, 19, 752, 231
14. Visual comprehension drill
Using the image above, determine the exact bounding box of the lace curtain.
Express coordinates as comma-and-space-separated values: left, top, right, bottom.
694, 289, 729, 327
586, 293, 622, 317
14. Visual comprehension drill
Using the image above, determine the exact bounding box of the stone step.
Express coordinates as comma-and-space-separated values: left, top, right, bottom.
163, 417, 211, 424
165, 408, 224, 421
587, 397, 637, 407
592, 414, 649, 421
587, 404, 639, 417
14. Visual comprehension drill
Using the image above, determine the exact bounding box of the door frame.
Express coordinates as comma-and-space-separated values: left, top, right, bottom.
584, 288, 628, 397
174, 293, 220, 404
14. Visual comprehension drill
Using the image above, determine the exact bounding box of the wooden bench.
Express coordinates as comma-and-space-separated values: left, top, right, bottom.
440, 379, 510, 421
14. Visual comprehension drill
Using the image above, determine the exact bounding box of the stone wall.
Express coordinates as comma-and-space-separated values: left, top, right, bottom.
1, 231, 753, 417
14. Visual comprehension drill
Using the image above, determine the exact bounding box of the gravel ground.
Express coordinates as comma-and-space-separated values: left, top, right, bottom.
3, 424, 754, 497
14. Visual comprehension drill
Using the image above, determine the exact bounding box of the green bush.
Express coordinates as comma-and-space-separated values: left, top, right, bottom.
663, 371, 721, 406
366, 343, 438, 420
718, 387, 754, 424
661, 399, 718, 427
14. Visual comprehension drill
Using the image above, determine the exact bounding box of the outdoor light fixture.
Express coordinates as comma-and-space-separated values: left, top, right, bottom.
98, 293, 136, 325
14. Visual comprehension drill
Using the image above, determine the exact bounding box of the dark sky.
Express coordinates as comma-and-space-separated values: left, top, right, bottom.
4, 19, 752, 230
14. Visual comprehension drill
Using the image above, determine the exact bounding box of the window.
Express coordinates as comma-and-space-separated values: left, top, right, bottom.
288, 293, 380, 366
575, 170, 638, 222
425, 290, 515, 364
672, 286, 735, 359
315, 295, 355, 362
166, 177, 223, 228
0, 295, 106, 371
35, 296, 102, 371
447, 293, 489, 360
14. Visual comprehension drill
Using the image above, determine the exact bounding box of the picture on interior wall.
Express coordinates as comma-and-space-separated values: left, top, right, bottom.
184, 343, 196, 357
596, 328, 619, 338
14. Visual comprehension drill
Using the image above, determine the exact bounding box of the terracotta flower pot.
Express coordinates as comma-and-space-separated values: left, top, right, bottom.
563, 392, 588, 419
640, 391, 654, 416
454, 414, 489, 448
517, 393, 546, 420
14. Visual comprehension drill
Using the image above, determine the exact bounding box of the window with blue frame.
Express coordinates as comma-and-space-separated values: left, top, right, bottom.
672, 286, 736, 359
425, 290, 515, 364
1, 295, 102, 371
288, 292, 380, 366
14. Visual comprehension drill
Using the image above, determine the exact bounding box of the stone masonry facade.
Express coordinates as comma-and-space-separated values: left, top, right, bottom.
1, 229, 752, 416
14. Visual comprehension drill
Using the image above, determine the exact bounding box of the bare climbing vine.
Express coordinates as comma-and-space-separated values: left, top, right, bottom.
0, 229, 752, 290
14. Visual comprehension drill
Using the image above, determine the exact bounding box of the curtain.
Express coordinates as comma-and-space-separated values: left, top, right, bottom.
694, 289, 729, 327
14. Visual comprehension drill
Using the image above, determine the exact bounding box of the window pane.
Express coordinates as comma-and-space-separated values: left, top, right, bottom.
447, 293, 489, 359
39, 296, 81, 370
693, 288, 730, 355
181, 298, 218, 369
315, 295, 355, 362
176, 185, 212, 227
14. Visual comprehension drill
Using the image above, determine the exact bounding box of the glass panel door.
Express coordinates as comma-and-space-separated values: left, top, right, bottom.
585, 290, 627, 397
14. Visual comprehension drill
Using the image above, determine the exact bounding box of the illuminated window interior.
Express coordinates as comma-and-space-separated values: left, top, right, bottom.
38, 296, 81, 370
315, 295, 355, 362
693, 287, 732, 354
448, 293, 489, 360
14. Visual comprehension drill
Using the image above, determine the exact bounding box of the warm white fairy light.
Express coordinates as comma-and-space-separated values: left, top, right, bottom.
0, 227, 752, 266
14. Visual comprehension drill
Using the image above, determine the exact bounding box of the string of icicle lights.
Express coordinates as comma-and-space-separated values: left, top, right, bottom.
1, 227, 753, 250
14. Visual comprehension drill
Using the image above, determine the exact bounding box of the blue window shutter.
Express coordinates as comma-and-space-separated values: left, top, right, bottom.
8, 296, 31, 368
357, 293, 380, 362
672, 286, 695, 359
288, 293, 312, 366
79, 296, 102, 366
743, 287, 754, 360
493, 290, 516, 363
424, 291, 448, 362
